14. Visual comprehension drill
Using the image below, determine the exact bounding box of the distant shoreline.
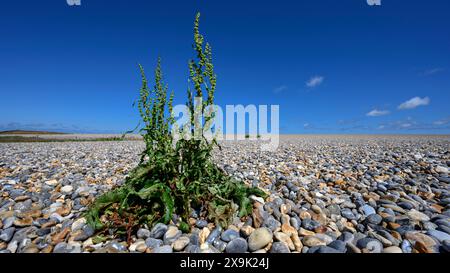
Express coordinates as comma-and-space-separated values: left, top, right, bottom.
0, 130, 67, 135
0, 133, 448, 143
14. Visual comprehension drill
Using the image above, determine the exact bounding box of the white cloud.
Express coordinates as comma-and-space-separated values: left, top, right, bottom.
400, 123, 412, 128
306, 76, 324, 88
433, 117, 450, 126
398, 96, 430, 110
422, 68, 444, 76
273, 85, 288, 94
366, 109, 390, 117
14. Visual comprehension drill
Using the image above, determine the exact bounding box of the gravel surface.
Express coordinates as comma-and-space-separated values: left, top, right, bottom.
0, 135, 449, 253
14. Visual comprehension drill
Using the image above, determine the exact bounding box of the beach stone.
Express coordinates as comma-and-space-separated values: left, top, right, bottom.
212, 239, 227, 252
206, 227, 222, 244
60, 185, 73, 194
338, 232, 354, 244
173, 236, 190, 251
226, 238, 248, 253
163, 226, 181, 245
341, 209, 356, 220
383, 246, 403, 253
195, 219, 208, 229
442, 240, 450, 252
13, 217, 33, 227
407, 209, 430, 222
269, 242, 291, 253
240, 225, 254, 237
401, 240, 413, 253
199, 227, 210, 244
36, 228, 51, 236
365, 214, 382, 225
248, 227, 272, 251
303, 235, 326, 247
71, 217, 86, 232
150, 223, 168, 239
0, 227, 15, 242
145, 238, 163, 249
137, 228, 151, 239
405, 231, 438, 253
357, 238, 383, 253
361, 205, 376, 216
426, 230, 450, 242
274, 232, 295, 250
221, 229, 240, 242
53, 242, 69, 253
328, 240, 347, 252
435, 166, 448, 174
2, 217, 15, 229
315, 245, 341, 253
311, 205, 322, 214
302, 218, 320, 230
263, 216, 281, 232
151, 245, 173, 253
22, 244, 40, 253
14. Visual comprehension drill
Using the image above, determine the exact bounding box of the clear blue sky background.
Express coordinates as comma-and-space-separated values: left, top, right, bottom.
0, 0, 449, 134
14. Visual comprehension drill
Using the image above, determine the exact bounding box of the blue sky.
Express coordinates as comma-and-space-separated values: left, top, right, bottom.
0, 0, 449, 134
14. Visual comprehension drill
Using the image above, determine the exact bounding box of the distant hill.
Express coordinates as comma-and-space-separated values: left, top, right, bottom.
0, 130, 67, 135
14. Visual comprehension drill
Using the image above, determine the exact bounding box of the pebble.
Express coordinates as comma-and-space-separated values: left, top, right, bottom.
401, 240, 413, 253
341, 209, 356, 220
248, 227, 272, 251
173, 236, 190, 251
145, 238, 163, 249
137, 228, 151, 239
61, 185, 73, 194
163, 226, 181, 245
199, 227, 211, 244
426, 230, 450, 242
407, 209, 430, 222
151, 245, 173, 253
315, 246, 341, 253
226, 238, 248, 253
71, 217, 86, 232
269, 242, 291, 253
274, 232, 295, 250
206, 227, 222, 244
0, 227, 15, 242
221, 229, 240, 242
195, 219, 208, 229
357, 238, 383, 253
3, 217, 15, 229
303, 235, 326, 247
435, 166, 448, 174
150, 223, 168, 239
328, 240, 347, 252
240, 225, 254, 237
383, 246, 403, 253
365, 214, 383, 225
361, 205, 376, 216
129, 240, 147, 252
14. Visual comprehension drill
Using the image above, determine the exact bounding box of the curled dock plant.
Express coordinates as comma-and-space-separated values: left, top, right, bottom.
85, 13, 266, 238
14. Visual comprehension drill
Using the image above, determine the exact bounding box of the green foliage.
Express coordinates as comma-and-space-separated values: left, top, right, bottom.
85, 12, 267, 239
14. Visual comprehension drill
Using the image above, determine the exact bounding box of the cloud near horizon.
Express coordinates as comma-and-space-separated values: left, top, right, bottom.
433, 117, 450, 126
366, 109, 390, 117
422, 67, 444, 76
273, 85, 288, 94
398, 96, 430, 110
306, 76, 324, 88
